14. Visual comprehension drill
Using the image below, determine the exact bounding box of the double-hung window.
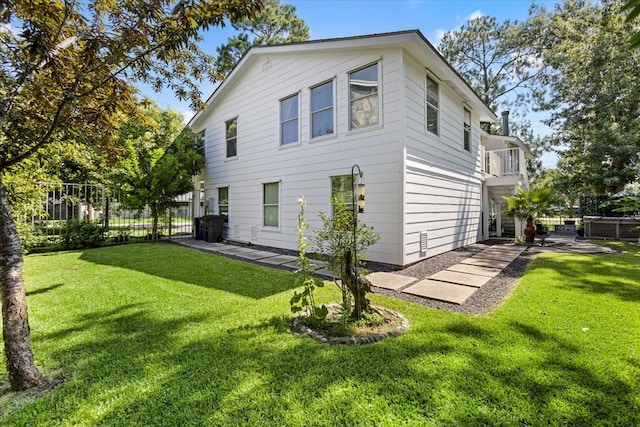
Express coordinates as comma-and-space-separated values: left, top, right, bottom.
218, 187, 228, 221
311, 81, 334, 138
280, 94, 299, 145
263, 182, 279, 227
464, 108, 471, 151
349, 63, 379, 129
426, 75, 439, 135
226, 118, 237, 158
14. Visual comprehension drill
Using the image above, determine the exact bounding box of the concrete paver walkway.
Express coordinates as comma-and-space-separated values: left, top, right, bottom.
369, 245, 524, 305
174, 233, 618, 306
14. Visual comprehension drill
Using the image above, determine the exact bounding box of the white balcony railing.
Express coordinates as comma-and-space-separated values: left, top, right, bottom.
485, 148, 521, 177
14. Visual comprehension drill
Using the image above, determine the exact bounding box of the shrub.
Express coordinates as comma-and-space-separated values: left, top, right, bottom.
61, 219, 106, 249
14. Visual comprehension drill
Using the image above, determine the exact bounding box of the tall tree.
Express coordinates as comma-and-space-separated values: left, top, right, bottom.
111, 102, 204, 241
439, 14, 548, 176
439, 15, 544, 113
534, 0, 640, 194
0, 0, 262, 391
214, 0, 309, 77
623, 0, 640, 47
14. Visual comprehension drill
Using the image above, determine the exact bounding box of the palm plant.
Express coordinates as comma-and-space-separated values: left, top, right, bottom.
504, 188, 555, 243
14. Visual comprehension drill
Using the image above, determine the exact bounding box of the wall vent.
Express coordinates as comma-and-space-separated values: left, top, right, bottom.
251, 226, 258, 239
420, 231, 428, 254
233, 224, 239, 237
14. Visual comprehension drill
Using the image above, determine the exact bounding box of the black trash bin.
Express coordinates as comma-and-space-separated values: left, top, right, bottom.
193, 217, 205, 240
202, 215, 225, 242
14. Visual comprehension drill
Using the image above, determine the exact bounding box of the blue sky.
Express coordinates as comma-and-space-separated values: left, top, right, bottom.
140, 0, 558, 167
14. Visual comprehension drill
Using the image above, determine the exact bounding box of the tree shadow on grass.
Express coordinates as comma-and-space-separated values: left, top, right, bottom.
26, 283, 64, 297
527, 253, 640, 303
78, 243, 299, 299
2, 303, 638, 426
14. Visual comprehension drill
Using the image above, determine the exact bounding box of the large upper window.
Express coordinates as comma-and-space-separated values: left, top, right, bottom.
463, 108, 471, 151
225, 118, 237, 158
311, 81, 334, 138
263, 182, 279, 227
349, 63, 379, 129
280, 94, 299, 145
426, 75, 439, 135
218, 187, 228, 221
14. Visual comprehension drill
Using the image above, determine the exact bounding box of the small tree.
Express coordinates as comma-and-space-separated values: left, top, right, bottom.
111, 103, 204, 241
290, 197, 327, 319
314, 195, 380, 319
600, 183, 640, 217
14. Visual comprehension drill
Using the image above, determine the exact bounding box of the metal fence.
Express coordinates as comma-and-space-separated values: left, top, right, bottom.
17, 182, 196, 251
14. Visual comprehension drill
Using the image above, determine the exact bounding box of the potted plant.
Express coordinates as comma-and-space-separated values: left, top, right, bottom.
504, 188, 555, 244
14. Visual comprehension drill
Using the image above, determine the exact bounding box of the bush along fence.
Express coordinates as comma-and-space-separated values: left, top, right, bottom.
13, 182, 196, 253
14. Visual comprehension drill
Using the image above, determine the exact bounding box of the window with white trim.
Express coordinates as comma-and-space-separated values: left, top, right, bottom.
218, 187, 228, 222
311, 81, 334, 138
464, 108, 471, 151
280, 94, 299, 145
426, 75, 439, 135
349, 63, 379, 129
225, 118, 237, 158
263, 182, 279, 227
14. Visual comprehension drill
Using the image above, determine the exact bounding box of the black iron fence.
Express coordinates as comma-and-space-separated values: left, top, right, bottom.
14, 182, 196, 252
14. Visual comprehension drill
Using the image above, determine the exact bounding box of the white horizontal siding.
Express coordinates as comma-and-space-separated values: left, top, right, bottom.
401, 52, 485, 265
195, 49, 405, 265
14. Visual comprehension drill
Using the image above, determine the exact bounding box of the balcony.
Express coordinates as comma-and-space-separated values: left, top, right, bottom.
485, 148, 521, 177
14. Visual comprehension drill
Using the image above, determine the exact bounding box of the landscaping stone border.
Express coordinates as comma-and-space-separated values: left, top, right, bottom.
292, 304, 410, 345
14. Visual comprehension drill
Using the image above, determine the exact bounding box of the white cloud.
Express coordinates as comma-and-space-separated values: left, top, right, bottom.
434, 9, 485, 48
433, 29, 446, 46
465, 9, 484, 22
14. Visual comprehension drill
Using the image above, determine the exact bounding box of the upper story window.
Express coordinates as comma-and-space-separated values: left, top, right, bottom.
311, 81, 334, 138
349, 63, 379, 129
280, 94, 299, 145
225, 118, 237, 158
218, 187, 228, 222
426, 74, 439, 135
464, 108, 471, 151
263, 182, 279, 227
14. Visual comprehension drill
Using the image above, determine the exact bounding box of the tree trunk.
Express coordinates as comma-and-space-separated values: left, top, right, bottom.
342, 249, 371, 318
151, 206, 159, 242
0, 179, 46, 391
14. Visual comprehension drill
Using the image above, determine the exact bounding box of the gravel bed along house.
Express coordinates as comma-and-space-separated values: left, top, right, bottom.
371, 241, 534, 315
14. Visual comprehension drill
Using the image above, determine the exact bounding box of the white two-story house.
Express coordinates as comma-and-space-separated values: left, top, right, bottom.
189, 30, 530, 267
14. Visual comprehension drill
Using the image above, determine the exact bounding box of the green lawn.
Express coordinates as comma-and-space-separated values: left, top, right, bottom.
1, 242, 639, 426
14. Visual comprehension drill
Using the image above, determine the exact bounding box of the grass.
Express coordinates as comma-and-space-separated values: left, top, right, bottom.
1, 242, 639, 426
